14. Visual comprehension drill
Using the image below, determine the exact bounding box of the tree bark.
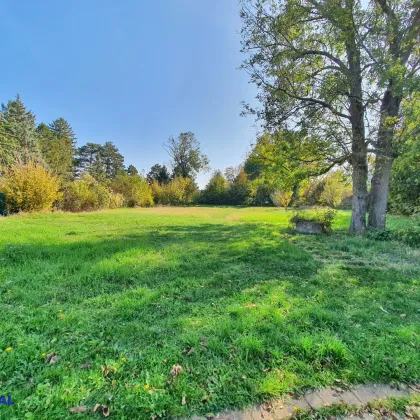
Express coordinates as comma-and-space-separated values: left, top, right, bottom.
349, 131, 368, 233
344, 5, 369, 233
368, 155, 393, 228
368, 88, 400, 229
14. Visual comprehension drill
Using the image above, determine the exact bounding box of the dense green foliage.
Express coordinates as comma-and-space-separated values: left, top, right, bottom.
165, 132, 209, 179
152, 177, 199, 206
147, 164, 171, 185
240, 0, 420, 231
389, 94, 420, 215
61, 174, 114, 212
111, 173, 154, 207
0, 207, 419, 419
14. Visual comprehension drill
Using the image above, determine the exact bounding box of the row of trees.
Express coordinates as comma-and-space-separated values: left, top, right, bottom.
199, 165, 352, 208
0, 95, 211, 213
240, 0, 419, 231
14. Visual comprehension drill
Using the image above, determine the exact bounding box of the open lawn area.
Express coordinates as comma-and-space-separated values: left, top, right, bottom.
1, 207, 419, 419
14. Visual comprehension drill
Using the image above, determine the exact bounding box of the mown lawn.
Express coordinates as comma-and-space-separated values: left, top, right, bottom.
0, 207, 419, 419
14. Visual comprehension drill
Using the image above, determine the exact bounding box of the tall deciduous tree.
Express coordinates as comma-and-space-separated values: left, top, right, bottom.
367, 1, 420, 228
200, 170, 229, 204
240, 0, 419, 231
165, 132, 209, 179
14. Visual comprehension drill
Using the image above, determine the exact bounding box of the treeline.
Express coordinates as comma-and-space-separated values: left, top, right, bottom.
198, 166, 352, 208
0, 95, 208, 213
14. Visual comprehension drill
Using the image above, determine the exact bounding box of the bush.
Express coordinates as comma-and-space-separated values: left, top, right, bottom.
289, 209, 337, 233
199, 171, 228, 204
271, 189, 293, 208
249, 181, 274, 206
298, 172, 352, 208
62, 174, 110, 212
0, 162, 61, 213
111, 174, 153, 207
366, 228, 394, 241
152, 177, 198, 205
395, 227, 420, 247
109, 192, 124, 209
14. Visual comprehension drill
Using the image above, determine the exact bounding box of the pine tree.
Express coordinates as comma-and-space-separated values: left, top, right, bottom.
1, 94, 39, 163
49, 118, 77, 145
0, 116, 17, 172
102, 141, 125, 179
37, 123, 74, 181
126, 164, 139, 176
146, 164, 171, 184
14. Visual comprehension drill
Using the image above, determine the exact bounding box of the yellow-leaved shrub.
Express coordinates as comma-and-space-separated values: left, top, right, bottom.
0, 162, 61, 213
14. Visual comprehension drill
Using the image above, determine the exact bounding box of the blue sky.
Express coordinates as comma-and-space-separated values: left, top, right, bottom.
0, 0, 258, 187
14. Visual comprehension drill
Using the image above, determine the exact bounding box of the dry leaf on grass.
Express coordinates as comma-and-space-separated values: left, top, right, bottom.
93, 404, 110, 417
170, 365, 183, 376
69, 406, 87, 413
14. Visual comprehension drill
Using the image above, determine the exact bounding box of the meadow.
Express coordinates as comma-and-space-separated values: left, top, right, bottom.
0, 207, 419, 419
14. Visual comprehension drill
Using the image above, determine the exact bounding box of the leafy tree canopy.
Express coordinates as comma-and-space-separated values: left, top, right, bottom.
165, 132, 209, 179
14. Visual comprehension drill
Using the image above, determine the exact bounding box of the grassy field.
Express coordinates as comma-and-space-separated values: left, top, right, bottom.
0, 207, 419, 419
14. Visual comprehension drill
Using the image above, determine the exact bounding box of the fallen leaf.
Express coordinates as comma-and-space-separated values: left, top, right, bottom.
181, 395, 186, 405
241, 375, 247, 380
101, 365, 117, 378
92, 404, 110, 417
170, 365, 183, 377
401, 313, 407, 318
334, 378, 341, 383
49, 356, 58, 364
69, 406, 87, 413
45, 353, 56, 362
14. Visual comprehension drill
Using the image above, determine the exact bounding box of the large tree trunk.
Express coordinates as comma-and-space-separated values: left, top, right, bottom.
345, 14, 368, 233
368, 156, 393, 228
368, 88, 400, 229
350, 133, 368, 233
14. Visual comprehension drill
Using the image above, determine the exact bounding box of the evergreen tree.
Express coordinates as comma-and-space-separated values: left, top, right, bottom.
0, 116, 17, 172
147, 164, 171, 184
76, 143, 106, 181
76, 141, 124, 181
126, 164, 139, 176
37, 123, 74, 180
1, 94, 38, 163
49, 118, 77, 145
102, 141, 125, 179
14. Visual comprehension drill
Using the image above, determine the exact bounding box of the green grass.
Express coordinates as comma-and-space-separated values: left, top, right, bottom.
0, 207, 419, 419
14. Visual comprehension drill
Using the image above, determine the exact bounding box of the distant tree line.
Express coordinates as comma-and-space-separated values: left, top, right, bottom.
0, 95, 209, 213
0, 94, 416, 215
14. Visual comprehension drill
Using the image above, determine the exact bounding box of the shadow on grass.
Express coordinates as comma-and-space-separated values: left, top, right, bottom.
0, 222, 419, 419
